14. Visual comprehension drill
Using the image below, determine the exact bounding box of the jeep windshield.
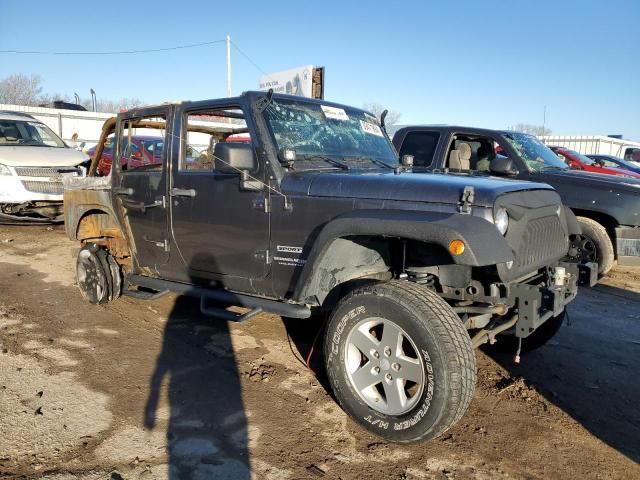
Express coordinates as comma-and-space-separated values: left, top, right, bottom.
262, 98, 398, 170
0, 119, 67, 148
503, 132, 568, 172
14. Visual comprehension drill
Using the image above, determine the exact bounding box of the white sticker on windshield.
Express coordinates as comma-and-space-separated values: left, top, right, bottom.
360, 120, 383, 137
321, 105, 349, 121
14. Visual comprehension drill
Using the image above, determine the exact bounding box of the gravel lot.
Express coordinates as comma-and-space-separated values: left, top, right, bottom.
1, 225, 639, 479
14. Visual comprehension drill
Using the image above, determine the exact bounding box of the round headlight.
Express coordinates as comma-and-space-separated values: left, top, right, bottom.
495, 208, 509, 235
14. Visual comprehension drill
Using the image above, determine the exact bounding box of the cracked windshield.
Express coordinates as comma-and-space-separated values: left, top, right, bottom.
503, 132, 567, 171
263, 98, 398, 169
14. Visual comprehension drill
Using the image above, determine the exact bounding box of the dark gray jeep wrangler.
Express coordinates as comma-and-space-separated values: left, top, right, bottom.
64, 91, 595, 443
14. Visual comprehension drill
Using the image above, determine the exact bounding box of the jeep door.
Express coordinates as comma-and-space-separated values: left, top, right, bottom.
112, 108, 170, 270
169, 102, 270, 284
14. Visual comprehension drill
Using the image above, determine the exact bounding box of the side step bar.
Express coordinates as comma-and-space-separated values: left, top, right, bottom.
200, 298, 263, 322
125, 274, 311, 320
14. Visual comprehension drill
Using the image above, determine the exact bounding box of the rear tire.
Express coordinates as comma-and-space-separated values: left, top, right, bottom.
76, 244, 122, 303
76, 244, 110, 304
324, 281, 476, 443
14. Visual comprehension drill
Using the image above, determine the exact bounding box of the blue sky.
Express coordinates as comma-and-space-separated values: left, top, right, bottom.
1, 0, 639, 138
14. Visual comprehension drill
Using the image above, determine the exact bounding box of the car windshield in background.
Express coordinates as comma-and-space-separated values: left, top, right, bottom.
566, 149, 596, 165
503, 133, 568, 171
140, 139, 164, 158
262, 98, 398, 169
0, 119, 66, 148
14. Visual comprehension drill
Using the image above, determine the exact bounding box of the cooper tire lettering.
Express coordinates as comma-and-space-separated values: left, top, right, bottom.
324, 281, 475, 442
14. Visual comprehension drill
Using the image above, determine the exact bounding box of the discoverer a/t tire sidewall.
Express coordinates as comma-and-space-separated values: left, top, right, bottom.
324, 281, 476, 443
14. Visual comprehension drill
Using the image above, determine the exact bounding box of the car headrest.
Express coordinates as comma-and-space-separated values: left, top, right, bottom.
458, 142, 472, 161
1, 126, 19, 140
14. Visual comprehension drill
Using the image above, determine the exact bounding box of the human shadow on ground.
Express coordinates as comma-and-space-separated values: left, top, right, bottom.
144, 286, 250, 478
484, 282, 640, 463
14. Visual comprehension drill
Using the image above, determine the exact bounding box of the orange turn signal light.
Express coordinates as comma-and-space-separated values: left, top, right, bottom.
448, 239, 465, 256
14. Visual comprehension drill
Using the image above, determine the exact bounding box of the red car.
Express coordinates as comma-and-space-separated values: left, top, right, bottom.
549, 146, 640, 179
88, 135, 163, 176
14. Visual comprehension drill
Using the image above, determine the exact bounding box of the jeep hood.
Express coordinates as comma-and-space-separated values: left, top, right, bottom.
0, 146, 88, 167
284, 171, 554, 207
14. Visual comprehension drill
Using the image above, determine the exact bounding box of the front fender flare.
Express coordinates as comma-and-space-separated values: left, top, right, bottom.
293, 209, 513, 303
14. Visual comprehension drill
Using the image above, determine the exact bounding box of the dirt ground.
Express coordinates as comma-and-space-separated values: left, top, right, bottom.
0, 225, 639, 480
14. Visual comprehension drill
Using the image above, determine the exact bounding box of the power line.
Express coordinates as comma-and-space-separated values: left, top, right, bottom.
0, 40, 226, 56
230, 40, 274, 81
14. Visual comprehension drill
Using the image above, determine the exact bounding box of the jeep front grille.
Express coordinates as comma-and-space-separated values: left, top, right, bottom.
21, 181, 64, 195
510, 215, 568, 277
514, 215, 567, 267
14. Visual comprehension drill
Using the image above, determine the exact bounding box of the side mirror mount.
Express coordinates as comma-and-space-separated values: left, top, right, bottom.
401, 154, 414, 169
489, 156, 519, 177
213, 142, 261, 190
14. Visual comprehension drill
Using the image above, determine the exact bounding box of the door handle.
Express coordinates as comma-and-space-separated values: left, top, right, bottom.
122, 199, 163, 213
114, 187, 134, 196
170, 187, 197, 198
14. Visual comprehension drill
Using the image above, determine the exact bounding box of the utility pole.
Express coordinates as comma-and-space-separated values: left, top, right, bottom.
543, 105, 547, 135
226, 35, 232, 97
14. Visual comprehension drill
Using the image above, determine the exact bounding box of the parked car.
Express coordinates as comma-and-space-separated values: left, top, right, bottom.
64, 92, 593, 443
549, 146, 640, 179
89, 135, 203, 176
393, 126, 640, 276
0, 111, 88, 223
587, 154, 640, 175
539, 134, 640, 162
88, 135, 163, 176
38, 100, 88, 112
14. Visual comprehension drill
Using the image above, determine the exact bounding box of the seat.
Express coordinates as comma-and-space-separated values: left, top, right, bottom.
0, 125, 20, 144
456, 143, 471, 170
448, 143, 472, 170
448, 149, 462, 169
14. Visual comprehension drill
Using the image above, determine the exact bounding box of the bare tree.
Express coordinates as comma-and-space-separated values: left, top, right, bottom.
511, 123, 552, 136
362, 103, 402, 126
0, 74, 46, 106
0, 73, 144, 112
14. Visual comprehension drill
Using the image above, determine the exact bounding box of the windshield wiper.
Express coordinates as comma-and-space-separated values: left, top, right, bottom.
342, 155, 395, 170
300, 154, 350, 170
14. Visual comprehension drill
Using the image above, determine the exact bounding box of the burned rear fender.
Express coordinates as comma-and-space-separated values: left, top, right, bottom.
64, 188, 116, 238
293, 209, 513, 304
63, 186, 131, 260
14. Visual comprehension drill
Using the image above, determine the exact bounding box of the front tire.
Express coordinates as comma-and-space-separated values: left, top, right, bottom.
324, 281, 476, 443
571, 217, 615, 276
